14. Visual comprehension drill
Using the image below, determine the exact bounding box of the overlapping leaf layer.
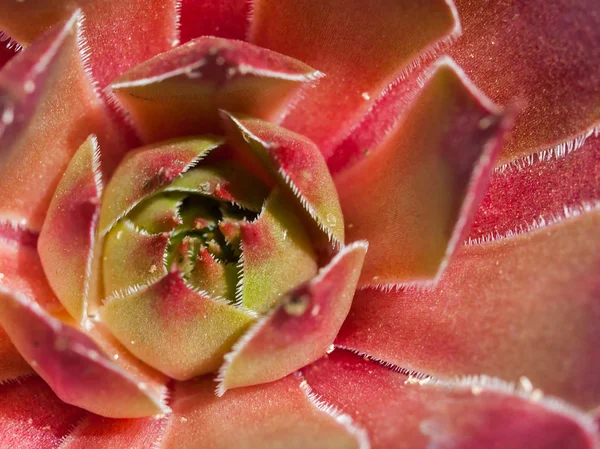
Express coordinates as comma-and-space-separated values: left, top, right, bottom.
0, 1, 598, 448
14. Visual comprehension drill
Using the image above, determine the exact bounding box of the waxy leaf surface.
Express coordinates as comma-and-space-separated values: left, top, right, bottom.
223, 113, 344, 245
238, 189, 317, 313
164, 374, 363, 449
100, 270, 255, 380
38, 135, 102, 321
0, 376, 85, 449
450, 0, 600, 162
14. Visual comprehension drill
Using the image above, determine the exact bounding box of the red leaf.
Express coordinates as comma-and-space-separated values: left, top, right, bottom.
250, 0, 460, 159
111, 37, 320, 143
162, 374, 364, 449
0, 376, 86, 449
303, 351, 598, 449
337, 210, 600, 410
179, 0, 250, 43
449, 0, 600, 163
336, 60, 510, 285
0, 288, 169, 417
469, 132, 600, 243
217, 242, 367, 393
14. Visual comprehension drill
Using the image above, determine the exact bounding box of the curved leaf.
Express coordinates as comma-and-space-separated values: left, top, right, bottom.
218, 242, 367, 393
0, 288, 169, 418
337, 210, 600, 410
303, 351, 598, 449
336, 59, 509, 285
250, 0, 460, 158
449, 0, 600, 162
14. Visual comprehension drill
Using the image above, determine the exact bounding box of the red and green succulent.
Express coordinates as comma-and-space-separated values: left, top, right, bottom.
0, 1, 599, 448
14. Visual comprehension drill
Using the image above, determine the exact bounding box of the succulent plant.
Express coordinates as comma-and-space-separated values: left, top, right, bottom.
0, 0, 598, 448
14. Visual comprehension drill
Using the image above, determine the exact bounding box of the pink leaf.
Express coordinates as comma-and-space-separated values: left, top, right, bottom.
335, 59, 510, 285
469, 132, 600, 243
162, 374, 364, 449
217, 241, 367, 393
0, 11, 127, 231
110, 37, 320, 143
337, 209, 600, 410
178, 0, 250, 43
302, 351, 598, 449
449, 0, 600, 163
0, 376, 86, 449
250, 0, 460, 159
0, 288, 169, 417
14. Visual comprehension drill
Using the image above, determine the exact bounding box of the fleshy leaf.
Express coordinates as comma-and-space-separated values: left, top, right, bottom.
128, 193, 185, 234
179, 0, 250, 43
238, 189, 317, 313
335, 59, 509, 285
98, 136, 223, 236
102, 220, 169, 298
164, 162, 269, 212
0, 287, 169, 418
59, 414, 169, 449
0, 0, 179, 90
0, 328, 31, 382
250, 0, 460, 158
327, 64, 430, 174
469, 132, 600, 243
0, 238, 62, 313
337, 210, 600, 410
217, 242, 367, 393
38, 135, 102, 322
0, 14, 72, 150
0, 237, 63, 382
449, 0, 600, 162
0, 33, 18, 70
100, 270, 255, 380
0, 376, 86, 449
111, 37, 321, 142
222, 113, 344, 245
188, 246, 238, 302
0, 0, 74, 45
0, 11, 126, 231
162, 374, 364, 449
302, 351, 598, 449
76, 0, 179, 89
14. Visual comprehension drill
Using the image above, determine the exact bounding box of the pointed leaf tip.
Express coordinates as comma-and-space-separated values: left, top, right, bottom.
0, 10, 128, 231
449, 0, 600, 162
338, 209, 600, 410
336, 59, 510, 285
98, 136, 223, 236
237, 188, 318, 314
250, 0, 460, 157
164, 374, 363, 449
0, 288, 169, 418
100, 270, 255, 380
111, 36, 320, 142
218, 241, 367, 393
38, 135, 102, 322
223, 113, 345, 246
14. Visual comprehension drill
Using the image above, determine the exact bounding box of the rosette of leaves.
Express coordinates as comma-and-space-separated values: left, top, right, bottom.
0, 1, 599, 449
